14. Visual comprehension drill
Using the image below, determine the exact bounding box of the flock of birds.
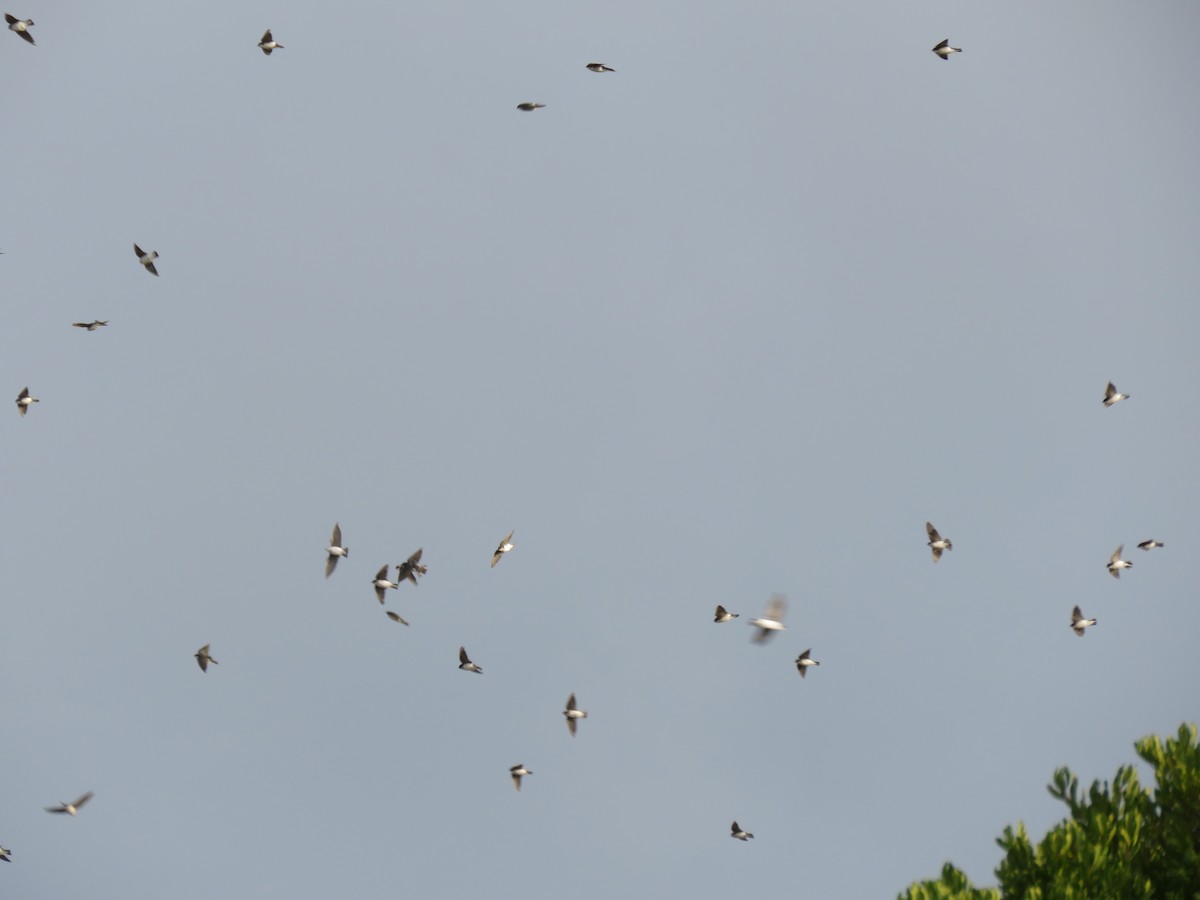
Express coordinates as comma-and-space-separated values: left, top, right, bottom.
912, 383, 1167, 646
275, 370, 1152, 845
338, 511, 585, 795
313, 521, 589, 754
0, 14, 1166, 869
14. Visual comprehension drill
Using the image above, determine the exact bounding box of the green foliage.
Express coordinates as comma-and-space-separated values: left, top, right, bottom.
898, 723, 1200, 900
899, 863, 1000, 900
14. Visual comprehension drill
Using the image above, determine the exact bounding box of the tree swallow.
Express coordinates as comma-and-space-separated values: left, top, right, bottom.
133, 243, 159, 276
373, 565, 399, 603
45, 792, 94, 816
258, 29, 283, 55
458, 646, 483, 674
1108, 545, 1132, 579
516, 103, 546, 111
1070, 606, 1097, 637
714, 605, 739, 623
0, 846, 10, 862
926, 522, 952, 562
325, 523, 348, 578
385, 610, 409, 625
795, 649, 820, 678
1103, 382, 1129, 407
731, 821, 754, 841
195, 644, 218, 672
396, 548, 427, 585
749, 594, 787, 643
563, 693, 588, 736
931, 38, 961, 60
5, 14, 34, 45
15, 386, 38, 417
491, 530, 514, 567
72, 320, 109, 331
585, 63, 615, 73
510, 764, 532, 791
1137, 539, 1163, 551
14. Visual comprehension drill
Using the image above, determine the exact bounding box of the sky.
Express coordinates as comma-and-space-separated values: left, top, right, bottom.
3, 1, 1199, 897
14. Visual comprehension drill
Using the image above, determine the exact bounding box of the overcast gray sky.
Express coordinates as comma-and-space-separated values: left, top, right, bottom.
3, 1, 1198, 897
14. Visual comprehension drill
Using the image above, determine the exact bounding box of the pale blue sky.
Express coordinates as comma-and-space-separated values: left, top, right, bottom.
3, 2, 1198, 897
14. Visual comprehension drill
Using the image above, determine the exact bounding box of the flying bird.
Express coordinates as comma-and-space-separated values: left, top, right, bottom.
516, 102, 546, 111
396, 548, 427, 585
458, 646, 483, 674
749, 594, 787, 643
491, 530, 514, 567
731, 821, 754, 841
795, 649, 820, 678
510, 764, 532, 791
385, 610, 409, 625
926, 522, 952, 562
372, 565, 399, 603
45, 792, 94, 816
258, 29, 283, 55
931, 38, 961, 60
15, 386, 38, 417
1108, 545, 1131, 579
133, 243, 159, 276
0, 846, 10, 862
585, 63, 615, 73
1137, 540, 1164, 551
1070, 606, 1097, 637
72, 320, 109, 331
563, 693, 588, 736
325, 523, 349, 578
195, 644, 218, 672
5, 14, 34, 45
1103, 382, 1129, 407
714, 605, 739, 623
